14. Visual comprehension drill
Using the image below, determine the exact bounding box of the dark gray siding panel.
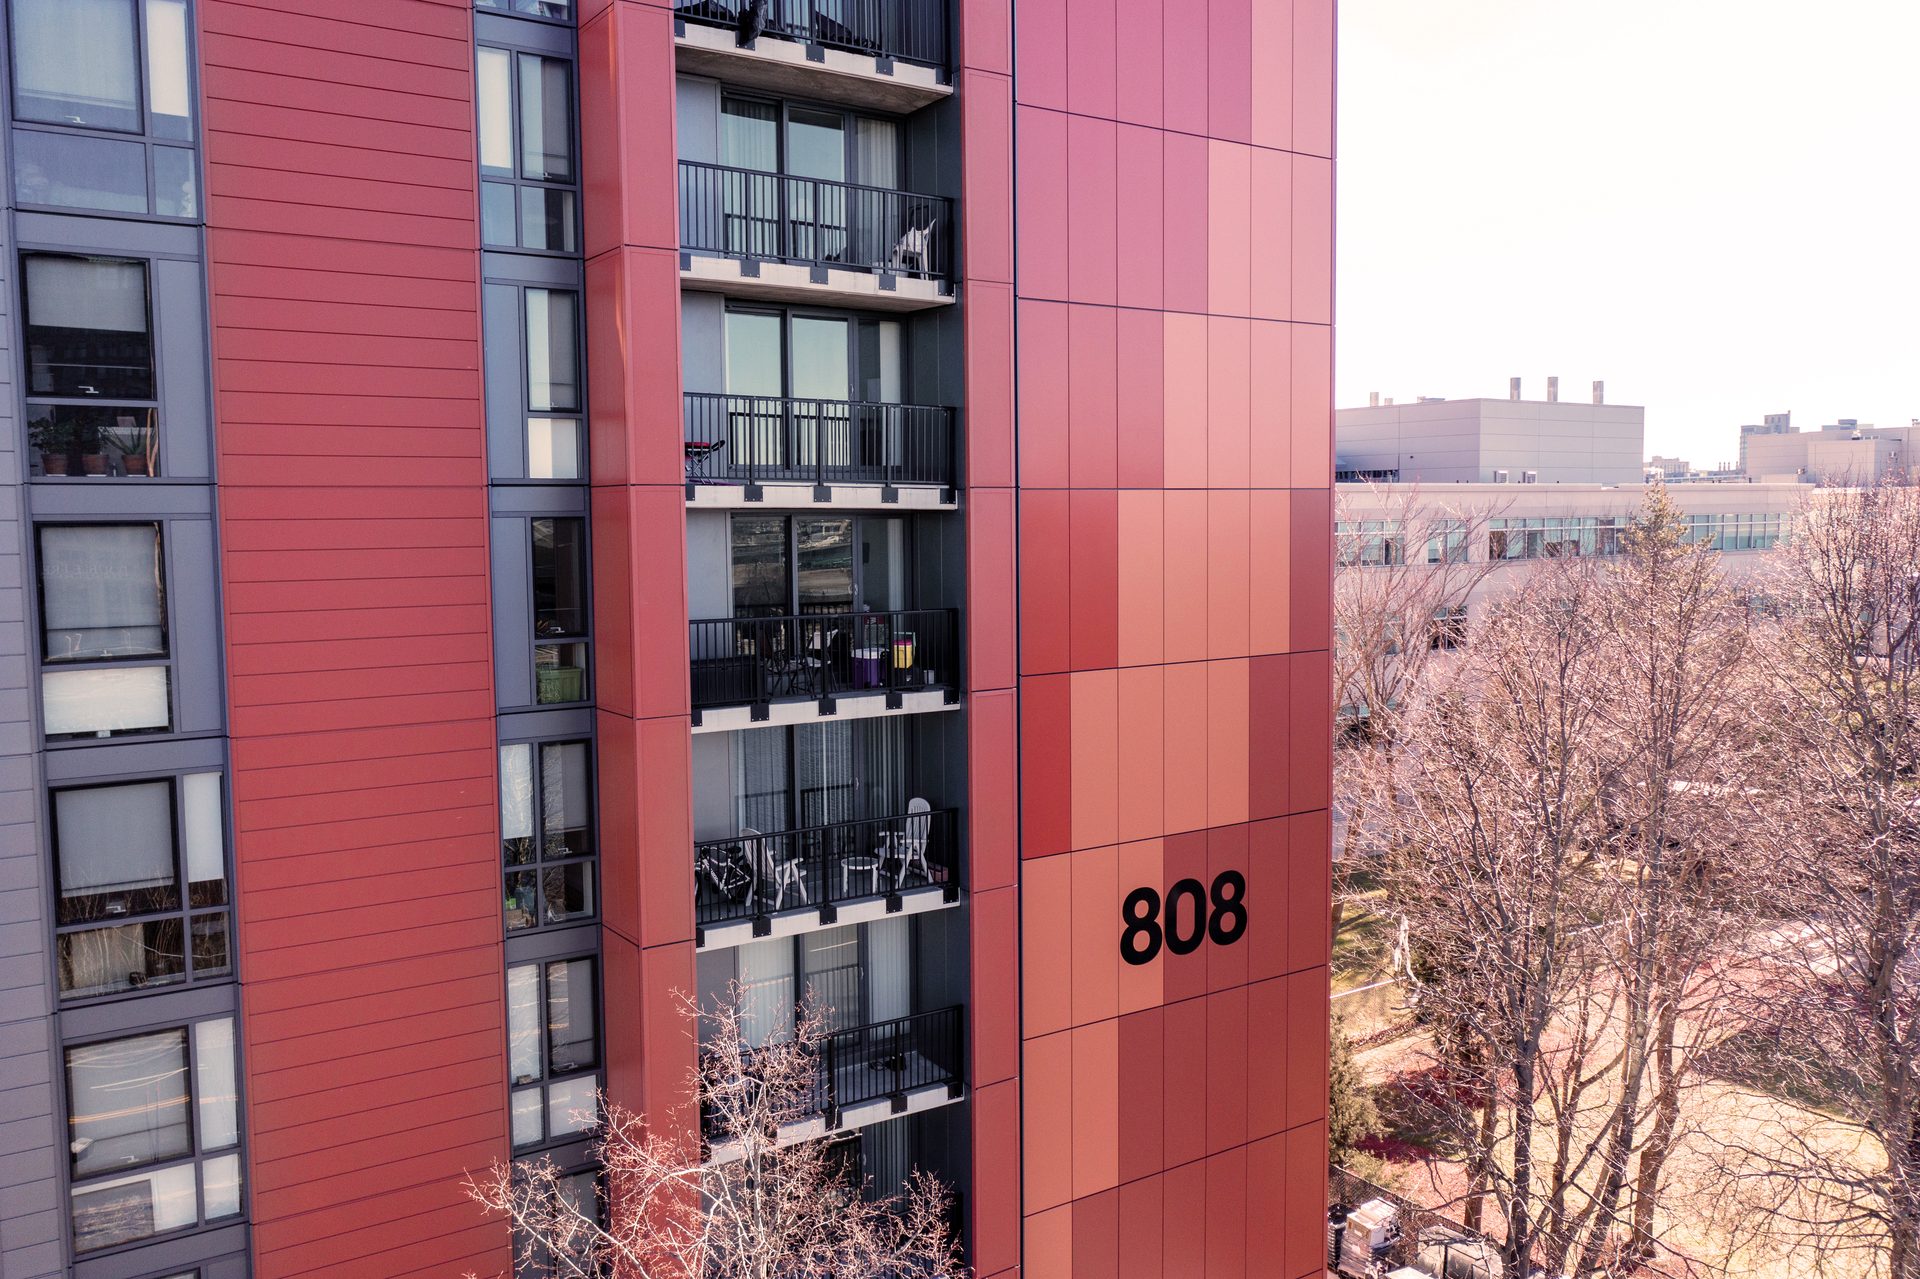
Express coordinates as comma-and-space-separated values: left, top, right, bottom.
0, 212, 62, 1279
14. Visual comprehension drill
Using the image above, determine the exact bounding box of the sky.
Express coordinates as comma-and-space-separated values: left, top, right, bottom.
1336, 0, 1920, 468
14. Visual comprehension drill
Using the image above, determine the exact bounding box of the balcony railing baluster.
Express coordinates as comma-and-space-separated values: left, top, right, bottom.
684, 392, 954, 489
694, 807, 961, 928
674, 0, 949, 71
678, 160, 953, 284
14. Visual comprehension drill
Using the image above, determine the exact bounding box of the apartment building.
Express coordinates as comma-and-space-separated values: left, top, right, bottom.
0, 3, 1335, 1279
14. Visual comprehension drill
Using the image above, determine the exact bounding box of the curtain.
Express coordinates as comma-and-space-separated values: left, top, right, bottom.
852, 118, 898, 190
800, 924, 863, 1031
795, 721, 855, 828
737, 728, 789, 833
865, 917, 909, 1023
39, 524, 164, 660
525, 289, 579, 412
518, 53, 573, 181
720, 98, 779, 172
546, 958, 597, 1073
53, 781, 173, 916
193, 1018, 239, 1149
541, 742, 590, 852
66, 1029, 190, 1178
477, 48, 513, 172
737, 937, 795, 1047
144, 0, 192, 135
25, 256, 147, 333
12, 0, 138, 129
181, 773, 224, 899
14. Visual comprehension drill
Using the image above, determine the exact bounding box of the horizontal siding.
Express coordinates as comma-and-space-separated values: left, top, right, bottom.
200, 2, 509, 1277
0, 210, 61, 1279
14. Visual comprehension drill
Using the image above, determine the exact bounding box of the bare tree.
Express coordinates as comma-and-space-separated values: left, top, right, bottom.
1713, 478, 1920, 1278
1368, 552, 1623, 1277
466, 989, 964, 1279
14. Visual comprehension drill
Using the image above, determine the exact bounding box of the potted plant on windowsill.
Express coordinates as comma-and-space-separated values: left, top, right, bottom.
107, 418, 155, 477
32, 417, 75, 475
74, 417, 107, 476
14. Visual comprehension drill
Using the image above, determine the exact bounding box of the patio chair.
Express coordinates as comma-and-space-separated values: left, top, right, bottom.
746, 828, 808, 912
887, 214, 938, 276
891, 797, 933, 887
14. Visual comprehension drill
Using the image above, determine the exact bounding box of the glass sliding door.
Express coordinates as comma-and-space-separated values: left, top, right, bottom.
785, 108, 846, 265
724, 310, 782, 468
795, 517, 855, 615
719, 98, 778, 259
730, 516, 789, 619
791, 316, 850, 470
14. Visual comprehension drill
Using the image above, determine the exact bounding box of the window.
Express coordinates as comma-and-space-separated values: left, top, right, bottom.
513, 1164, 602, 1277
501, 740, 596, 931
1488, 517, 1623, 560
478, 47, 577, 252
1430, 606, 1468, 651
22, 254, 162, 477
1426, 519, 1468, 564
478, 0, 572, 19
1336, 520, 1403, 568
483, 280, 585, 481
9, 0, 198, 218
532, 518, 589, 704
507, 956, 599, 1149
52, 774, 229, 1000
37, 523, 171, 739
65, 1018, 241, 1253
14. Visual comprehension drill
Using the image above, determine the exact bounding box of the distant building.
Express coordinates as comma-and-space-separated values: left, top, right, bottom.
1337, 379, 1644, 486
1647, 455, 1691, 478
1742, 418, 1920, 483
1738, 412, 1794, 473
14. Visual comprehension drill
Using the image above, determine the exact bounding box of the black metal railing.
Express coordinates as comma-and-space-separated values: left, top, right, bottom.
684, 392, 955, 489
679, 160, 952, 283
703, 1005, 965, 1139
690, 608, 958, 712
675, 0, 949, 69
694, 807, 960, 928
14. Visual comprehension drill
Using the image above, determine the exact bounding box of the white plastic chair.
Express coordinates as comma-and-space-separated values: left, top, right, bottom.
888, 218, 936, 275
893, 797, 932, 887
745, 827, 807, 912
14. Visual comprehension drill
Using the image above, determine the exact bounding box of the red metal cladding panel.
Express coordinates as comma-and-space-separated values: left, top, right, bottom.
1017, 0, 1332, 1263
202, 2, 509, 1276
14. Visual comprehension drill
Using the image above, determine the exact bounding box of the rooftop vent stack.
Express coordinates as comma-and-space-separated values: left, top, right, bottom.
1384, 397, 1394, 406
1510, 377, 1522, 400
1592, 380, 1605, 405
1369, 391, 1380, 407
1547, 376, 1560, 403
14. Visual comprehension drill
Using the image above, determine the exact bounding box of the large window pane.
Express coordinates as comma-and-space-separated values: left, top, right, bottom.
12, 129, 146, 213
547, 958, 597, 1073
525, 290, 578, 412
53, 780, 176, 923
66, 1029, 190, 1177
547, 1074, 596, 1137
58, 918, 185, 998
42, 666, 169, 739
39, 524, 166, 661
542, 742, 592, 857
731, 516, 790, 618
202, 1152, 242, 1220
532, 518, 587, 637
501, 743, 535, 864
23, 256, 154, 400
182, 773, 226, 904
508, 963, 541, 1084
720, 98, 778, 172
519, 185, 576, 252
28, 405, 160, 478
193, 1018, 239, 1149
145, 0, 193, 139
11, 0, 140, 133
153, 144, 199, 218
477, 47, 513, 173
527, 417, 581, 481
517, 54, 573, 182
71, 1161, 195, 1253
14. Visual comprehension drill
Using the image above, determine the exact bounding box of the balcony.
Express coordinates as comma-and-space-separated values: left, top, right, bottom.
679, 160, 954, 310
689, 608, 959, 728
694, 807, 960, 945
684, 392, 957, 505
703, 1005, 965, 1143
673, 0, 950, 112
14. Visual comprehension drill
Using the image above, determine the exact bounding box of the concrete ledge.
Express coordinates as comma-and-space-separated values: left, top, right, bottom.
681, 255, 954, 312
687, 481, 957, 511
675, 21, 949, 113
692, 687, 958, 735
697, 884, 962, 951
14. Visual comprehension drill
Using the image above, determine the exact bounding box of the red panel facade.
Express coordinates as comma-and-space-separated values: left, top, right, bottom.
1012, 0, 1335, 1273
201, 2, 509, 1276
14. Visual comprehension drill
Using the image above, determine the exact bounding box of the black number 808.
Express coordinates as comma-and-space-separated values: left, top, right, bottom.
1120, 870, 1247, 966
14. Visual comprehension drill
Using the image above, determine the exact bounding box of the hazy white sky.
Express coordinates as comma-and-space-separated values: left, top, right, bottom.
1336, 1, 1920, 467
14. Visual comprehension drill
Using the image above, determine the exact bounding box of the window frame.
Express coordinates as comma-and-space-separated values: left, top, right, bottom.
529, 515, 591, 706
482, 268, 588, 484
500, 734, 599, 934
476, 27, 580, 256
475, 0, 575, 27
19, 251, 165, 480
47, 769, 233, 1005
715, 89, 908, 189
60, 1012, 246, 1260
7, 0, 204, 222
506, 952, 603, 1151
34, 519, 176, 742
